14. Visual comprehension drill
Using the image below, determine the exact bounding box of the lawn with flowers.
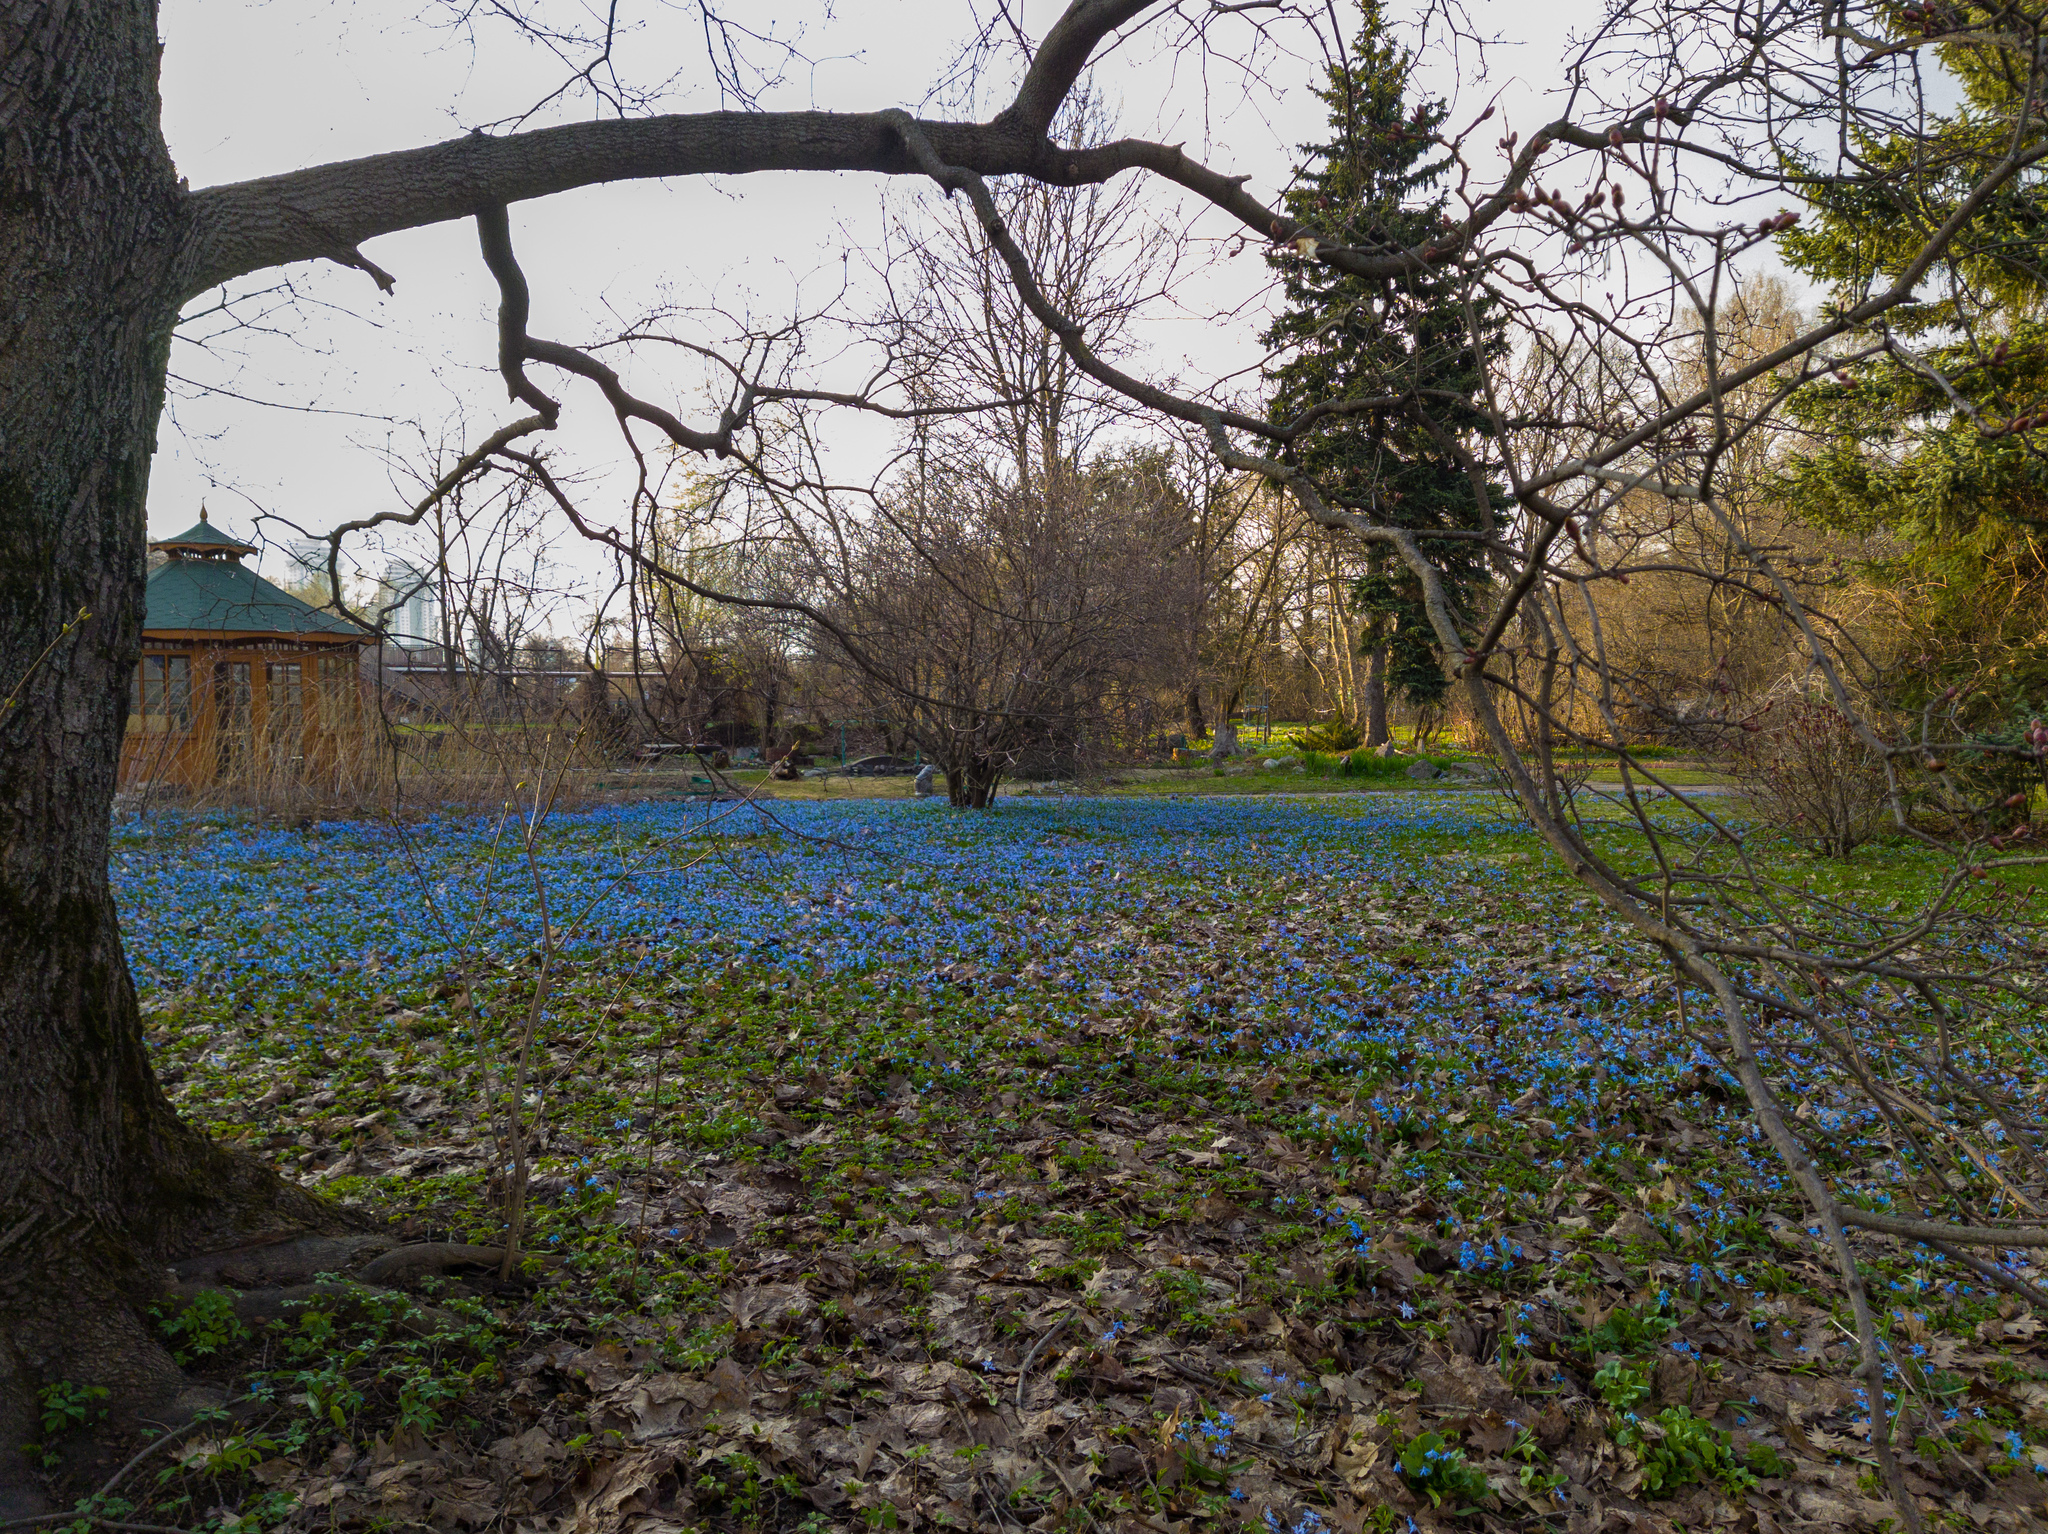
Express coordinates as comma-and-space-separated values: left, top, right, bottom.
103, 792, 2048, 1533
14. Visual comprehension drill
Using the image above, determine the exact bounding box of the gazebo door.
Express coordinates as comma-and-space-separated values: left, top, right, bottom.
214, 661, 252, 781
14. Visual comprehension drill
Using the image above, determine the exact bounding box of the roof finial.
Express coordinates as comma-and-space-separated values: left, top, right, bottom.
199, 503, 209, 523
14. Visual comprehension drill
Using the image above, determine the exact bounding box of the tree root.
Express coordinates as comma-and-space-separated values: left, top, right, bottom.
168, 1238, 560, 1294
357, 1242, 557, 1283
157, 1241, 567, 1338
168, 1234, 393, 1291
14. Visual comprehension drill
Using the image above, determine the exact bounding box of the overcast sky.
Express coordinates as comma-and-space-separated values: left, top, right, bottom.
151, 1, 1603, 600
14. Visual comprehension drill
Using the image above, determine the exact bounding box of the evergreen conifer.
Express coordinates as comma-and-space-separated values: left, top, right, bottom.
1263, 1, 1501, 714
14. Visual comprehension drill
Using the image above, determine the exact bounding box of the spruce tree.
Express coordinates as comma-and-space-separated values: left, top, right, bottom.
1779, 8, 2048, 719
1263, 0, 1501, 725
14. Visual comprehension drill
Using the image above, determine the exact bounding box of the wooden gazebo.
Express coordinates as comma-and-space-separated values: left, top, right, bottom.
121, 510, 372, 791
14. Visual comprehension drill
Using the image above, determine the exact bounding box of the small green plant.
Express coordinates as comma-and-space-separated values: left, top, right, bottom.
155, 1289, 251, 1365
20, 1380, 110, 1468
1041, 1256, 1102, 1288
1586, 1294, 1680, 1355
1289, 720, 1362, 754
1394, 1429, 1492, 1510
695, 1449, 772, 1522
185, 1432, 278, 1477
1615, 1408, 1757, 1498
1592, 1358, 1653, 1411
1506, 1426, 1565, 1499
38, 1380, 110, 1436
1743, 1441, 1793, 1479
1154, 1269, 1217, 1339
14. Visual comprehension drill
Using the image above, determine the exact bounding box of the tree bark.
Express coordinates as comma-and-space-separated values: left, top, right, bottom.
1211, 687, 1241, 760
947, 754, 1004, 808
0, 3, 338, 1508
1182, 685, 1205, 742
1363, 642, 1389, 747
760, 678, 779, 756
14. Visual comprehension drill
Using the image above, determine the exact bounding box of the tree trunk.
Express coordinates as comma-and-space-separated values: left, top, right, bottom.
760, 679, 779, 756
948, 754, 1003, 808
0, 5, 336, 1508
1182, 685, 1205, 743
1211, 687, 1241, 760
1364, 643, 1389, 747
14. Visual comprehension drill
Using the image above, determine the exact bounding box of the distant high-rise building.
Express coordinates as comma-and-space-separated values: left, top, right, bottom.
286, 540, 332, 600
379, 560, 441, 650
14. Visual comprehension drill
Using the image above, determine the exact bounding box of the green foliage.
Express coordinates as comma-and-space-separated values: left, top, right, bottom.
694, 1449, 774, 1522
249, 1284, 502, 1438
1586, 1294, 1681, 1356
1743, 1440, 1794, 1479
20, 1380, 109, 1469
1290, 719, 1363, 754
38, 1380, 109, 1436
155, 1288, 252, 1365
1780, 10, 2048, 709
1394, 1429, 1492, 1509
183, 1432, 278, 1478
1615, 1407, 1757, 1499
1262, 0, 1504, 706
1508, 1427, 1567, 1499
1591, 1358, 1654, 1412
1153, 1267, 1219, 1338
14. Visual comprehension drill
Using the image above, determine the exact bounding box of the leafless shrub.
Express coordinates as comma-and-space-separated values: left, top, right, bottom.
1722, 696, 1894, 858
813, 462, 1184, 803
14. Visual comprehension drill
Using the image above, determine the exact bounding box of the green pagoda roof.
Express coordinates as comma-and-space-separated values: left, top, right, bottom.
149, 505, 258, 557
144, 512, 365, 641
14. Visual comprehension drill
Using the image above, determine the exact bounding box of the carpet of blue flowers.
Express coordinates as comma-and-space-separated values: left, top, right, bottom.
114, 793, 2048, 1534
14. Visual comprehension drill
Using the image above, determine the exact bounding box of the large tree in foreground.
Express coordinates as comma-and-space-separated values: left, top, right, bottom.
0, 4, 1429, 1499
7, 7, 2048, 1531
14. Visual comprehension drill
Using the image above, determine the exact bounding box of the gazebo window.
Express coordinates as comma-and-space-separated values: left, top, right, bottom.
132, 655, 192, 732
218, 661, 252, 726
267, 662, 303, 734
319, 655, 357, 726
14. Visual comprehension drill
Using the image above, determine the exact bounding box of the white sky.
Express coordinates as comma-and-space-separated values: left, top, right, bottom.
151, 1, 1599, 601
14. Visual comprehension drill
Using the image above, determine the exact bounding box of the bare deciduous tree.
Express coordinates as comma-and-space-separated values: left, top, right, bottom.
820, 462, 1182, 804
